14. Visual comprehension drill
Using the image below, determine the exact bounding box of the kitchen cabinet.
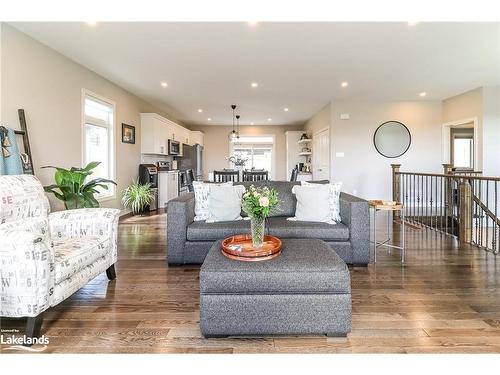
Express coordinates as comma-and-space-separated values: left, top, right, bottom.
158, 171, 179, 210
141, 113, 193, 156
141, 113, 168, 155
189, 131, 204, 146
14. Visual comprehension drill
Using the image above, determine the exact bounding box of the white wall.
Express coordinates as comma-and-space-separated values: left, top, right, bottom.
442, 87, 483, 170
329, 101, 443, 200
0, 24, 179, 212
481, 86, 500, 177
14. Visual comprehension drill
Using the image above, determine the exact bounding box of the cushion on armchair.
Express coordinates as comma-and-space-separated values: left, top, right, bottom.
53, 236, 112, 284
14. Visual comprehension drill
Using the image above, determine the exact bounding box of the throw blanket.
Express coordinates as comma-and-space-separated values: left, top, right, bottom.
0, 127, 23, 175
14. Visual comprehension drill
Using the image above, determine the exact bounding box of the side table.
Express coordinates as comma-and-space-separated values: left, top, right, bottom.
369, 200, 405, 263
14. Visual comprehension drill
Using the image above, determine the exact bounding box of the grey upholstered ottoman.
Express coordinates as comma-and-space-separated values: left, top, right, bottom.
199, 238, 352, 337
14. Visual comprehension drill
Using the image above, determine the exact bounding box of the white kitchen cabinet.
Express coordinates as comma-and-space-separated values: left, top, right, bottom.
181, 126, 190, 146
158, 171, 179, 210
141, 113, 192, 156
167, 171, 179, 201
141, 113, 168, 155
189, 131, 204, 146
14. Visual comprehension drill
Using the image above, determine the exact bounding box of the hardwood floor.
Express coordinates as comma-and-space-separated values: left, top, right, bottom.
2, 211, 500, 353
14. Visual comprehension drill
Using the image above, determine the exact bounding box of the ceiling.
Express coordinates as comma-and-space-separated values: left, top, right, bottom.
10, 22, 500, 126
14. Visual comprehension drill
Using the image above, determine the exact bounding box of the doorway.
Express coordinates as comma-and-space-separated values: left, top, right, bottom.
312, 128, 330, 180
450, 127, 474, 170
442, 117, 479, 171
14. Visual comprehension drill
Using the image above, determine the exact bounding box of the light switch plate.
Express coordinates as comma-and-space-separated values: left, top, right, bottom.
335, 152, 345, 157
340, 113, 350, 120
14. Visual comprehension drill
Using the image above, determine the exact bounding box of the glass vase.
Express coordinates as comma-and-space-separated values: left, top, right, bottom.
250, 216, 266, 248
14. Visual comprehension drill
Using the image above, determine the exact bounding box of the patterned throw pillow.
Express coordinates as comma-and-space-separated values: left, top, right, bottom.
192, 181, 233, 221
301, 181, 343, 223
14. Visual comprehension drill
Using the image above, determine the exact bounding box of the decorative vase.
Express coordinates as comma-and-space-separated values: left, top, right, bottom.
250, 216, 266, 248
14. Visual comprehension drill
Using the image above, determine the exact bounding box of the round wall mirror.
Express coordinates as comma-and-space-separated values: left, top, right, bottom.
373, 121, 411, 158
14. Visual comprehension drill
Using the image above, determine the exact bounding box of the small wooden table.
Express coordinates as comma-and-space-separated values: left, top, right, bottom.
369, 200, 405, 263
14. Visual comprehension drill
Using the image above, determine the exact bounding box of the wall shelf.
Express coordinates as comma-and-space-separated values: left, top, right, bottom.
299, 152, 312, 156
298, 139, 312, 144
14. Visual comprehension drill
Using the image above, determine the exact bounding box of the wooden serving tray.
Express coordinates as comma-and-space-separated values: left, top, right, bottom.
221, 234, 282, 262
368, 200, 403, 210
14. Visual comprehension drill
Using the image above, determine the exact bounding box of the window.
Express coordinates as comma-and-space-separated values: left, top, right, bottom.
230, 136, 274, 176
450, 128, 474, 170
83, 90, 115, 199
453, 138, 474, 169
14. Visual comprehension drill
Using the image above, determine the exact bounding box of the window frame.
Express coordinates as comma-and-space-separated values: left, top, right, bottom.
229, 134, 276, 179
81, 89, 116, 202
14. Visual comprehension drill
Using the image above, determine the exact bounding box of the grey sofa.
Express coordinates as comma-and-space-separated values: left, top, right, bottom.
167, 180, 369, 266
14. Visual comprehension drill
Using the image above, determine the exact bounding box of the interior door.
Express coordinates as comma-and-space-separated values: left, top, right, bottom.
313, 128, 330, 180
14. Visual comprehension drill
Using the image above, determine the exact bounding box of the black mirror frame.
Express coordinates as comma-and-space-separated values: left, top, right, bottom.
373, 120, 412, 158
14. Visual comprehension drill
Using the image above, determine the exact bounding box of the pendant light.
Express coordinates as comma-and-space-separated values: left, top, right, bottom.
235, 115, 240, 140
229, 105, 238, 141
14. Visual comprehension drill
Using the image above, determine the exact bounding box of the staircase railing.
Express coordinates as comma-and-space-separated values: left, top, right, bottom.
391, 164, 500, 254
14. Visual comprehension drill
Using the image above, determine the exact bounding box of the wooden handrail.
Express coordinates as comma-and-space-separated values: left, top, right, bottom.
395, 171, 500, 182
472, 195, 500, 227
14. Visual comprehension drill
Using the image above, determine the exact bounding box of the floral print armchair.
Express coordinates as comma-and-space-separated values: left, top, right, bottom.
0, 175, 120, 339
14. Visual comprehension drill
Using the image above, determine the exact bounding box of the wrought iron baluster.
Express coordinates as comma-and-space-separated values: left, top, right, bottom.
486, 180, 489, 249
451, 178, 455, 237
479, 180, 482, 248
426, 175, 429, 228
491, 181, 498, 253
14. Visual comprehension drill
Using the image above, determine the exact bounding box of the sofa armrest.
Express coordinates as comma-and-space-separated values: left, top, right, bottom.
339, 192, 370, 264
167, 193, 195, 265
48, 208, 120, 263
0, 225, 54, 317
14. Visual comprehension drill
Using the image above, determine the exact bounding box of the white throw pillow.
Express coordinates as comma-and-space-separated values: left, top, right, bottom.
192, 181, 232, 221
206, 184, 246, 223
289, 184, 331, 223
301, 181, 343, 223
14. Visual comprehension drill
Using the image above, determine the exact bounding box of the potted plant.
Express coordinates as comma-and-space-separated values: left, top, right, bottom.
43, 162, 116, 209
241, 185, 279, 248
121, 180, 155, 215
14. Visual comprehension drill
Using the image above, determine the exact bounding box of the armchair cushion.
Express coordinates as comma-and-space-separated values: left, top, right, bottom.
53, 236, 111, 284
49, 208, 120, 263
0, 222, 54, 317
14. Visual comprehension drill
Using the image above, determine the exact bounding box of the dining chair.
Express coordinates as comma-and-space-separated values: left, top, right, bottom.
242, 170, 269, 182
213, 170, 240, 183
185, 169, 195, 192
290, 168, 298, 181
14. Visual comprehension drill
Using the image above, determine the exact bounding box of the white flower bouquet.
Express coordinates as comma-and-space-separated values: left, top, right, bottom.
241, 185, 279, 247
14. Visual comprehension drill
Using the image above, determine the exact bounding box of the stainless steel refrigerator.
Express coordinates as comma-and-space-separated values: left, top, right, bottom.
178, 144, 203, 180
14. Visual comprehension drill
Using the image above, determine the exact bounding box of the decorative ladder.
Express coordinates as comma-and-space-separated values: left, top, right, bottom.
14, 108, 34, 174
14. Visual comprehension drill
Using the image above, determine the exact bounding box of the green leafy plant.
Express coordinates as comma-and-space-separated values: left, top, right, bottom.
121, 180, 155, 215
43, 162, 116, 209
241, 185, 280, 219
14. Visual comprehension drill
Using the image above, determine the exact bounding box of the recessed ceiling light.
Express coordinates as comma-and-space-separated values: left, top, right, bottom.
341, 81, 349, 88
419, 92, 427, 97
251, 82, 258, 88
207, 118, 211, 121
160, 82, 168, 87
250, 122, 254, 125
408, 21, 418, 26
197, 109, 203, 113
284, 108, 289, 112
267, 118, 272, 122
248, 21, 258, 26
86, 22, 97, 26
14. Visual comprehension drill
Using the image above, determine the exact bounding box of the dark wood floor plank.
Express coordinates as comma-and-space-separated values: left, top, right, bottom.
1, 212, 499, 353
